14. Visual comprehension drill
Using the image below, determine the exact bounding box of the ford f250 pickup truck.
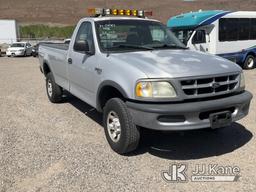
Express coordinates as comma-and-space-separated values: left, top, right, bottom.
39, 8, 253, 154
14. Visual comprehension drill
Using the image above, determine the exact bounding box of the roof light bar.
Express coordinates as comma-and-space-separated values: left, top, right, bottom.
104, 8, 111, 15
132, 10, 138, 16
125, 10, 131, 16
88, 8, 103, 16
138, 10, 144, 17
118, 9, 125, 15
88, 8, 152, 18
112, 9, 118, 15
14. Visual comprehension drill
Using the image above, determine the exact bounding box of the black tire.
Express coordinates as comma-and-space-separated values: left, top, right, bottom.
46, 72, 63, 103
103, 98, 140, 154
243, 55, 255, 70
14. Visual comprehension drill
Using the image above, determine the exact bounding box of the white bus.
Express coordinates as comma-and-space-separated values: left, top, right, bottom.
168, 10, 256, 69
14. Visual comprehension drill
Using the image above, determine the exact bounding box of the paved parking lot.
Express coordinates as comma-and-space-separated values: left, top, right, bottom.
0, 57, 255, 192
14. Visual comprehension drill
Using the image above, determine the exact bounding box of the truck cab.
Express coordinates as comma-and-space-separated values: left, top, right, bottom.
39, 8, 252, 154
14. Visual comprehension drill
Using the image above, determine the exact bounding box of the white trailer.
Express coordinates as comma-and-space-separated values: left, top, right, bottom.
0, 19, 19, 44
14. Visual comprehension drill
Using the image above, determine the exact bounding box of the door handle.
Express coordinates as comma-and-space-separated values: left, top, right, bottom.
94, 67, 102, 74
68, 58, 72, 64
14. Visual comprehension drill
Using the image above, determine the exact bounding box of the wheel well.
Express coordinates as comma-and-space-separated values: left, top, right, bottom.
98, 86, 125, 111
247, 52, 255, 58
243, 52, 256, 64
43, 63, 51, 76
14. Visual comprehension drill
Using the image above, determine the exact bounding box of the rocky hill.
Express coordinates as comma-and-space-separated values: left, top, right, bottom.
0, 0, 256, 25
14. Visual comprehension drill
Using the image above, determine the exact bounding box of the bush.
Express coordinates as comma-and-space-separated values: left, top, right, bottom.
20, 25, 75, 39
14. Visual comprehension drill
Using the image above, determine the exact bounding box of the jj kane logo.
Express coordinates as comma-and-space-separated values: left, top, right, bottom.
161, 164, 188, 182
162, 163, 240, 183
191, 164, 240, 182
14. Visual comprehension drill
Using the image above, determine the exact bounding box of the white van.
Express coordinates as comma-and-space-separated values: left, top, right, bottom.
168, 10, 256, 69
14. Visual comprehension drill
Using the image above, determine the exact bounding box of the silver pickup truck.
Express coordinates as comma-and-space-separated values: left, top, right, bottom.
39, 9, 253, 154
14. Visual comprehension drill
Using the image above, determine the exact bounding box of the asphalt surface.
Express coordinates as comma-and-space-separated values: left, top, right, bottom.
0, 57, 255, 192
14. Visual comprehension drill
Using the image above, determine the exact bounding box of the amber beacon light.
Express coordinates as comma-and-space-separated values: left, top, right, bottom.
88, 8, 153, 18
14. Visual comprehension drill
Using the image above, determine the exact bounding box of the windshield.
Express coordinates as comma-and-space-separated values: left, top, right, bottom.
171, 28, 194, 45
95, 20, 186, 52
11, 43, 25, 48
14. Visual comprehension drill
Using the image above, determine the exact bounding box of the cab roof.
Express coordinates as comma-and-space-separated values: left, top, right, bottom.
82, 16, 159, 23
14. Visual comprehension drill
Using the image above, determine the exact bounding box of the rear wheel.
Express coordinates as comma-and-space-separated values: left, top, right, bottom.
46, 72, 63, 103
243, 55, 255, 69
103, 98, 140, 154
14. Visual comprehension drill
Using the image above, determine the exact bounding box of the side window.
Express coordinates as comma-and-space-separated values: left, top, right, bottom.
74, 22, 94, 52
219, 18, 256, 41
250, 19, 256, 39
219, 18, 239, 41
192, 30, 206, 44
238, 18, 250, 40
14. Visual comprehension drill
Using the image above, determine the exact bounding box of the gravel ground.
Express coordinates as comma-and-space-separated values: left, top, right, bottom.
0, 57, 255, 192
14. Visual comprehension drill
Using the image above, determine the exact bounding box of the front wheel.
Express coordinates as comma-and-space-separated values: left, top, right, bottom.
243, 55, 255, 69
103, 98, 140, 154
46, 72, 63, 103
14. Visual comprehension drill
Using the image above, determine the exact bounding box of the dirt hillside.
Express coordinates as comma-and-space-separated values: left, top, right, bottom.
0, 0, 256, 25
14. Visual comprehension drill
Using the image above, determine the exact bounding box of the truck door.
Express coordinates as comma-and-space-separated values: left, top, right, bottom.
67, 21, 99, 107
188, 30, 209, 52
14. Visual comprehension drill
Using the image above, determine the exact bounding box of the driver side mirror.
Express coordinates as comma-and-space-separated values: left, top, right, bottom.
74, 40, 90, 53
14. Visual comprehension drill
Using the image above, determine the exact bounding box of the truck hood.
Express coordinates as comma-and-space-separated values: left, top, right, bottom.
110, 49, 242, 78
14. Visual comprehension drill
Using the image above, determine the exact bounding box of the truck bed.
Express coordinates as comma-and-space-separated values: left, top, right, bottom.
41, 43, 69, 51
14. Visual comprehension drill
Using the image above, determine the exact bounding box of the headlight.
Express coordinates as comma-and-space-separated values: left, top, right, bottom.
240, 72, 245, 88
136, 81, 177, 98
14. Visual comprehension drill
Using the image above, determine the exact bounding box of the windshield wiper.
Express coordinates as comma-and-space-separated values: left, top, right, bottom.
114, 44, 154, 50
152, 44, 188, 50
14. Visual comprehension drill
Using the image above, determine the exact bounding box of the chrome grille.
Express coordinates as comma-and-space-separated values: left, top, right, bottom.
180, 74, 239, 98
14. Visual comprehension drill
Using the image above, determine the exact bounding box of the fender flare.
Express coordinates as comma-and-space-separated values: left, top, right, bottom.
42, 60, 52, 76
96, 80, 128, 112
